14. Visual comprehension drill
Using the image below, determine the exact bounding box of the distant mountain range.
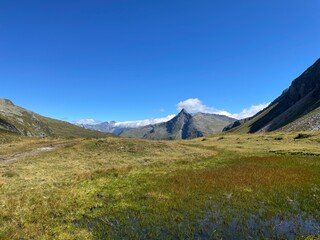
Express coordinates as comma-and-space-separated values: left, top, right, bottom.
0, 98, 110, 138
75, 114, 176, 135
77, 109, 236, 140
224, 58, 320, 133
92, 109, 235, 140
76, 121, 128, 135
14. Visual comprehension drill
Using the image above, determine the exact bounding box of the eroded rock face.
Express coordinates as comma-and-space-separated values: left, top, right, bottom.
0, 119, 18, 132
286, 59, 320, 104
0, 99, 15, 106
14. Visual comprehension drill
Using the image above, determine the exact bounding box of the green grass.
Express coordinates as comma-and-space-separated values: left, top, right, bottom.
0, 132, 320, 239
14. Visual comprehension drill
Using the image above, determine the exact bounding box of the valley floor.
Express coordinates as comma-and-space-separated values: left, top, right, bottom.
0, 131, 320, 239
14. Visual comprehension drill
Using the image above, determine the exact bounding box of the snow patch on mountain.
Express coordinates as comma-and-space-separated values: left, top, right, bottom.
72, 119, 102, 125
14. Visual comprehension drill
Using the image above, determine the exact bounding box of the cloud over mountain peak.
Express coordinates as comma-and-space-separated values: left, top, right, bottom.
176, 98, 270, 119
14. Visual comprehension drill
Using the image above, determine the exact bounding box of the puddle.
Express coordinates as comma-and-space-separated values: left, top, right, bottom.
74, 209, 320, 239
199, 209, 320, 239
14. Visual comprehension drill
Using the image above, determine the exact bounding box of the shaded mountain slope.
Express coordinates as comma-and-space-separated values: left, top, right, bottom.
225, 58, 320, 133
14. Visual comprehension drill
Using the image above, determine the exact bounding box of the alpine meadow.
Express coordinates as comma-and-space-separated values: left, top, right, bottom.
1, 1, 320, 239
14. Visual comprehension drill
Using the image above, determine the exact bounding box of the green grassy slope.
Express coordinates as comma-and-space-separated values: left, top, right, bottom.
228, 104, 275, 133
0, 98, 111, 138
39, 115, 111, 138
0, 129, 22, 144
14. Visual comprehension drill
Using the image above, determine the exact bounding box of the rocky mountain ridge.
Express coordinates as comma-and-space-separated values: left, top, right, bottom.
120, 109, 236, 140
224, 58, 320, 133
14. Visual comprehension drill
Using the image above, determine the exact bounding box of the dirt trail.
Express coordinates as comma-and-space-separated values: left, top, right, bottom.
0, 143, 67, 164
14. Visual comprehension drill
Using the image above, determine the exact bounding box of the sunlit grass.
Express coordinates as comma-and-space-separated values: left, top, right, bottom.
0, 131, 319, 239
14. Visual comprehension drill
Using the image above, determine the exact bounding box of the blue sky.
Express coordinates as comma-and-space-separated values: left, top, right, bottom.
1, 0, 319, 122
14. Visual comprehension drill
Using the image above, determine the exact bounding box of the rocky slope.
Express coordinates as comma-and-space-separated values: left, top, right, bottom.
0, 98, 110, 138
224, 58, 320, 133
120, 109, 236, 140
279, 107, 320, 131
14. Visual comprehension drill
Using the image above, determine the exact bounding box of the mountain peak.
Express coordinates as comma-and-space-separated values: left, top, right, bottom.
0, 98, 15, 106
178, 108, 189, 115
174, 109, 192, 122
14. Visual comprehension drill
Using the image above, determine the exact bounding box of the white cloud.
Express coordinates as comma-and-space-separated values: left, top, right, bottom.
114, 114, 176, 128
176, 98, 270, 119
72, 119, 102, 125
177, 98, 216, 113
230, 103, 270, 119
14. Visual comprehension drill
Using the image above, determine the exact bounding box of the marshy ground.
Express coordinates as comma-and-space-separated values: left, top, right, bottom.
0, 131, 319, 239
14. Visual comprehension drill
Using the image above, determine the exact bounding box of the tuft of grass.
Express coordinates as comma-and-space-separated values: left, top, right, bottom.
2, 170, 19, 178
294, 133, 312, 139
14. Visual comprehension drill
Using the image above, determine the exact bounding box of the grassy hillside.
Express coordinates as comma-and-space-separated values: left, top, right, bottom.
39, 115, 111, 138
0, 129, 22, 144
228, 104, 276, 133
0, 132, 319, 239
0, 98, 111, 138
